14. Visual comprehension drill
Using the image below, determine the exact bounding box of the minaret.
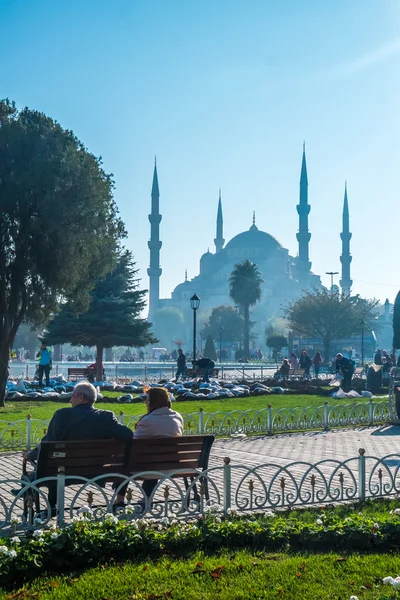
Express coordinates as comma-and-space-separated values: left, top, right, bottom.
296, 143, 311, 285
214, 189, 225, 253
147, 159, 162, 320
340, 182, 352, 296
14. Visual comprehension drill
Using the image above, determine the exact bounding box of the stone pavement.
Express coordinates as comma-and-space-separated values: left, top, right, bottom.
1, 425, 400, 519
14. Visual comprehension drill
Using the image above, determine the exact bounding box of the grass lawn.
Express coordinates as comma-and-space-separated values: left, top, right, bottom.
0, 393, 381, 424
2, 550, 400, 599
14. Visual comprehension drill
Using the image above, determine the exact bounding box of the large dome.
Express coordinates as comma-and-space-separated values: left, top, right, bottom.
225, 224, 282, 253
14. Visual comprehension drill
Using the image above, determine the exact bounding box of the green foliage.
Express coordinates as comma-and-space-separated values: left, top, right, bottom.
229, 261, 263, 358
266, 335, 288, 352
285, 289, 379, 361
203, 334, 217, 361
152, 307, 185, 349
43, 250, 156, 379
393, 291, 400, 350
0, 99, 124, 404
202, 305, 244, 344
3, 500, 400, 590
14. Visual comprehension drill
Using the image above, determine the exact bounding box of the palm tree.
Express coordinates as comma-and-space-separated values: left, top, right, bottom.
229, 260, 263, 358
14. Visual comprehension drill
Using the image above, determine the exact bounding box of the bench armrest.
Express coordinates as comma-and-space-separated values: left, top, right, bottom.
22, 456, 36, 476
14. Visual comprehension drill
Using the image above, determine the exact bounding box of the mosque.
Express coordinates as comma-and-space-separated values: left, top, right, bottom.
147, 147, 353, 345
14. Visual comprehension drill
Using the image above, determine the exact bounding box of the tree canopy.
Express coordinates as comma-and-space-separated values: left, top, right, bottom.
229, 260, 263, 358
0, 99, 124, 403
44, 250, 156, 380
201, 305, 244, 344
285, 288, 379, 362
393, 291, 400, 350
266, 334, 288, 359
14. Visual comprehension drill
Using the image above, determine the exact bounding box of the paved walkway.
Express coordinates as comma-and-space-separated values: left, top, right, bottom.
1, 425, 400, 521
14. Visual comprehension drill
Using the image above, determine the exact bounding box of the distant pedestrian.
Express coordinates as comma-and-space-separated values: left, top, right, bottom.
36, 343, 52, 387
289, 353, 299, 369
300, 350, 312, 377
374, 349, 382, 365
175, 349, 187, 382
335, 353, 354, 392
312, 352, 323, 377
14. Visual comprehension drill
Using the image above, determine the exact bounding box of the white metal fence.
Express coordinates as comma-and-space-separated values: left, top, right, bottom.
1, 448, 400, 533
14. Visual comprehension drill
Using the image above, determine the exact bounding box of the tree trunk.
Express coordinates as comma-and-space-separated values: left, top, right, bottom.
95, 345, 104, 381
243, 304, 250, 358
323, 339, 330, 366
105, 347, 113, 361
0, 345, 10, 407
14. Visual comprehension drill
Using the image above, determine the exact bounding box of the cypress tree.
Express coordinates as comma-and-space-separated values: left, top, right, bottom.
203, 334, 217, 361
393, 291, 400, 350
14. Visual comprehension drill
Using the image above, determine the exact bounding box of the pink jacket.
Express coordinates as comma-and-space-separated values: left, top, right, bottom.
133, 407, 184, 438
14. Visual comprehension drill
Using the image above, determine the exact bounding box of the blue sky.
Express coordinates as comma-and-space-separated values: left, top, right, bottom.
1, 0, 399, 305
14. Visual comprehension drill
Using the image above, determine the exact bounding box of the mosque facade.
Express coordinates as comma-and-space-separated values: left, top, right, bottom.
147, 148, 353, 345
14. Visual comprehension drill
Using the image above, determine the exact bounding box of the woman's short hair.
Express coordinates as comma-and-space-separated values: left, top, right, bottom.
74, 381, 97, 405
147, 387, 171, 411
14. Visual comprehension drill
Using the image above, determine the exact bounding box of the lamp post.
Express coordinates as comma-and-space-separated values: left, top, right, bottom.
219, 326, 224, 363
326, 271, 339, 291
200, 332, 203, 355
190, 294, 200, 360
361, 320, 365, 366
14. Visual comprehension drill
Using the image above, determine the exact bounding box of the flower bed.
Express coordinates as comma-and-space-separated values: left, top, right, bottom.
2, 500, 400, 588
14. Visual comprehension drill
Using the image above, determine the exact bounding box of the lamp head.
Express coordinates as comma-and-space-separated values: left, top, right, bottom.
190, 293, 200, 311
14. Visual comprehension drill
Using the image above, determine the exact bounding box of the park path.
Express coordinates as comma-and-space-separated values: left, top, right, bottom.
1, 425, 399, 517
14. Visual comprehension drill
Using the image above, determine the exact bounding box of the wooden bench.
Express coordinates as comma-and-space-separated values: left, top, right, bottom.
67, 367, 92, 381
288, 368, 306, 380
22, 435, 215, 517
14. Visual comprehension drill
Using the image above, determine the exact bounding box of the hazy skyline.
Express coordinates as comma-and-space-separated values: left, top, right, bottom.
1, 0, 399, 305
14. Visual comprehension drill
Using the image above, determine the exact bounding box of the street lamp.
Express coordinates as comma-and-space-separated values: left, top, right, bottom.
326, 271, 339, 290
361, 320, 366, 366
200, 331, 203, 354
219, 326, 224, 363
190, 294, 200, 360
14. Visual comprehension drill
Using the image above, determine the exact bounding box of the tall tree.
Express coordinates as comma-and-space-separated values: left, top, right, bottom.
266, 334, 288, 360
201, 305, 244, 344
393, 291, 400, 351
203, 334, 217, 362
0, 99, 124, 405
285, 289, 379, 362
229, 260, 263, 358
44, 250, 156, 380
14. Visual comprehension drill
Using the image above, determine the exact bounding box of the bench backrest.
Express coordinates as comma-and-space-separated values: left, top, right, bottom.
289, 369, 305, 375
128, 435, 215, 474
36, 439, 131, 478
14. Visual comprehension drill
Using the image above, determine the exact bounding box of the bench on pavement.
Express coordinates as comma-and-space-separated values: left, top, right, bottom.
288, 368, 306, 380
67, 367, 92, 381
22, 435, 215, 518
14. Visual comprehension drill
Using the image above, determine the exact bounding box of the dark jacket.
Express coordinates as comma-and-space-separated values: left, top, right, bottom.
194, 358, 215, 369
300, 354, 312, 369
28, 404, 133, 461
335, 356, 354, 375
177, 353, 186, 368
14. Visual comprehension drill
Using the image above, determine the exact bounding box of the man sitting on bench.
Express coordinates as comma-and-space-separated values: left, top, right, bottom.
16, 381, 133, 511
192, 357, 215, 383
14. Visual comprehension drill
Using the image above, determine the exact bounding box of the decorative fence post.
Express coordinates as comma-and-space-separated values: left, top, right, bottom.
56, 467, 66, 527
369, 399, 374, 426
267, 405, 273, 436
119, 410, 124, 425
323, 402, 329, 431
26, 414, 32, 451
358, 448, 366, 502
223, 457, 231, 515
199, 408, 204, 435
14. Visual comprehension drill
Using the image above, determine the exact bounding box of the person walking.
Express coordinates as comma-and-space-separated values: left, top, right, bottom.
335, 353, 355, 392
175, 349, 187, 382
374, 349, 382, 365
300, 350, 312, 377
36, 343, 52, 387
312, 351, 323, 377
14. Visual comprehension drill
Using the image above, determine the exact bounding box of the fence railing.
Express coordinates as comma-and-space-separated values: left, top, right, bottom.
0, 400, 391, 450
1, 448, 400, 533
